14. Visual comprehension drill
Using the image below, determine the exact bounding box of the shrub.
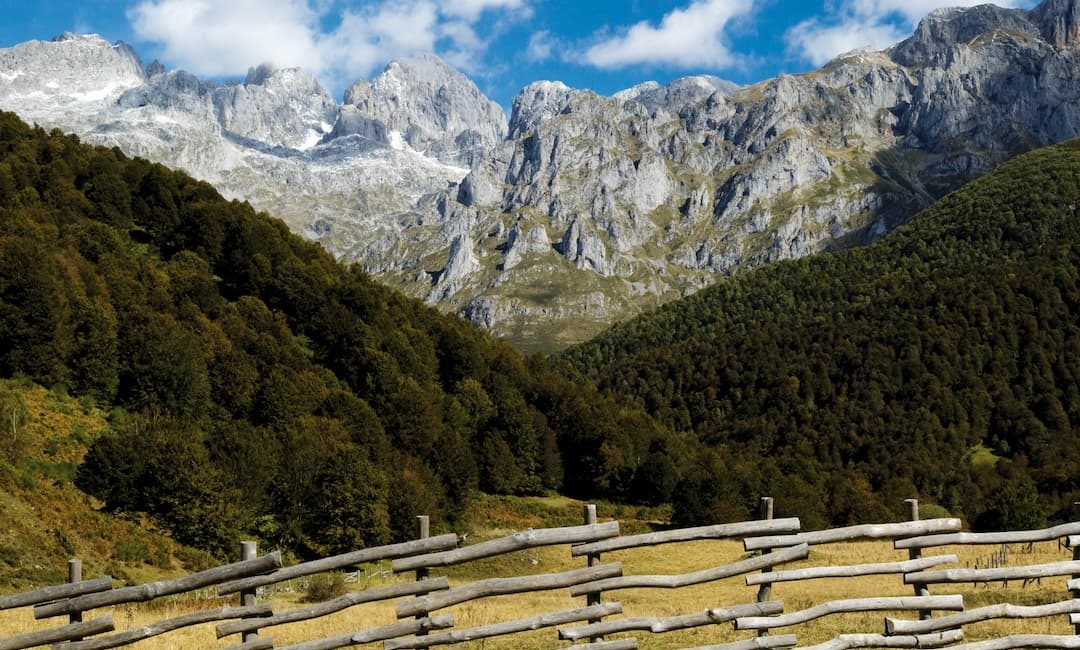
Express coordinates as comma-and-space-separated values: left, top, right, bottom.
302, 572, 346, 603
114, 538, 150, 564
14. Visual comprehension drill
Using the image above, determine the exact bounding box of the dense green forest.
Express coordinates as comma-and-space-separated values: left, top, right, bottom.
0, 113, 680, 558
563, 139, 1080, 531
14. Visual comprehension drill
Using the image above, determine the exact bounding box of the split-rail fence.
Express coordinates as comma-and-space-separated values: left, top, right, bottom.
3, 498, 1080, 650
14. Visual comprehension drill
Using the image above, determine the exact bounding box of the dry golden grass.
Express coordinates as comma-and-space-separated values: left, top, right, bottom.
1, 536, 1075, 649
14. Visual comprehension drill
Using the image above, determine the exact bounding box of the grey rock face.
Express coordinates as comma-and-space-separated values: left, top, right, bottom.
214, 64, 339, 150
2, 0, 1080, 350
508, 81, 576, 138
1033, 0, 1080, 46
0, 34, 144, 109
427, 0, 1080, 344
615, 75, 740, 116
428, 233, 480, 303
502, 222, 551, 271
342, 54, 506, 166
555, 219, 610, 276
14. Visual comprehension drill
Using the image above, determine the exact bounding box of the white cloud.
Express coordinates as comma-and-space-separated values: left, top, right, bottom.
526, 30, 554, 62
327, 1, 441, 80
583, 0, 756, 69
441, 0, 529, 21
128, 0, 531, 85
787, 0, 1037, 66
129, 0, 326, 76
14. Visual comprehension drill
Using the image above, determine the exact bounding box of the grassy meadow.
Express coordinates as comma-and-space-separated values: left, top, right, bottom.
1, 494, 1076, 649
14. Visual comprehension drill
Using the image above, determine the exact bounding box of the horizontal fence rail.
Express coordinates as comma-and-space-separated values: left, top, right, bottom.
744, 520, 962, 552
391, 522, 619, 572
571, 545, 808, 595
35, 553, 282, 618
56, 605, 272, 650
216, 577, 451, 639
395, 563, 622, 617
685, 635, 798, 650
942, 636, 1080, 650
274, 615, 455, 650
559, 603, 785, 640
746, 556, 958, 586
383, 602, 623, 649
895, 523, 1080, 550
560, 640, 641, 650
885, 600, 1080, 635
216, 536, 458, 596
0, 500, 1078, 650
734, 596, 965, 631
0, 616, 113, 650
904, 561, 1080, 585
570, 519, 801, 556
0, 579, 114, 613
796, 630, 964, 650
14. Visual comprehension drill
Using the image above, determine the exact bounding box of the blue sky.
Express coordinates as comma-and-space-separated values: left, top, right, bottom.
0, 0, 1037, 109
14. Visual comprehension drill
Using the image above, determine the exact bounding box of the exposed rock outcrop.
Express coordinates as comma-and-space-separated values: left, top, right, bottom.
2, 0, 1080, 348
341, 54, 506, 166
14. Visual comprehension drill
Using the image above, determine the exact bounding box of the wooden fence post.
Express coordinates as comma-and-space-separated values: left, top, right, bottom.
415, 515, 430, 650
905, 499, 932, 621
584, 503, 603, 641
240, 541, 259, 645
756, 496, 775, 638
1072, 502, 1080, 635
67, 559, 83, 642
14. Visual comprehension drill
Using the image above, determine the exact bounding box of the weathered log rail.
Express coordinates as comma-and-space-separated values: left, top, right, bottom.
743, 520, 963, 553
559, 603, 785, 640
1, 500, 1079, 650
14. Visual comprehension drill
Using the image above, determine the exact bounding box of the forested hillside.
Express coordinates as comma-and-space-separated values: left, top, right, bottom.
563, 140, 1080, 530
0, 113, 678, 558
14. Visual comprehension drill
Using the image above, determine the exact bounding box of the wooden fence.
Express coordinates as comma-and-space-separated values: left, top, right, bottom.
3, 498, 1080, 650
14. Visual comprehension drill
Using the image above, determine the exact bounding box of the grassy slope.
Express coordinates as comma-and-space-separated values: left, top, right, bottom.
0, 379, 207, 591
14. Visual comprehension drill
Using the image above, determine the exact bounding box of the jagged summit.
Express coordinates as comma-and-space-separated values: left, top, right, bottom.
614, 75, 740, 115
244, 63, 278, 86
217, 64, 338, 151
340, 53, 506, 166
0, 32, 144, 110
891, 3, 1040, 65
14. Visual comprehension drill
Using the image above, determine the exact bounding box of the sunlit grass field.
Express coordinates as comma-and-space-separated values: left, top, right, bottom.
1, 514, 1075, 649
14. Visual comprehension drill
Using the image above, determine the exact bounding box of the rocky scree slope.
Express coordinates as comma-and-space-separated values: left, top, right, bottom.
3, 1, 1080, 350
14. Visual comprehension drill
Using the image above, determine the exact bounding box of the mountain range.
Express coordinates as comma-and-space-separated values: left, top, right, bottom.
2, 0, 1079, 350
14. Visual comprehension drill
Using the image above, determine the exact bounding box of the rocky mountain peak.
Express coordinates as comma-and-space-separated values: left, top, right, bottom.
340, 53, 506, 166
215, 64, 338, 151
145, 59, 166, 77
615, 75, 739, 116
1033, 0, 1080, 47
0, 33, 145, 108
243, 63, 278, 86
508, 80, 575, 138
890, 3, 1038, 65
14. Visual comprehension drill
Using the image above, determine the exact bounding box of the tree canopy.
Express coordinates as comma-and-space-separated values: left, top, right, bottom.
0, 113, 673, 556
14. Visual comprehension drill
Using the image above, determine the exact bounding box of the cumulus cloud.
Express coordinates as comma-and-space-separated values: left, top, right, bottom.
787, 0, 1037, 66
128, 0, 530, 84
525, 30, 554, 62
129, 0, 326, 76
583, 0, 755, 69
